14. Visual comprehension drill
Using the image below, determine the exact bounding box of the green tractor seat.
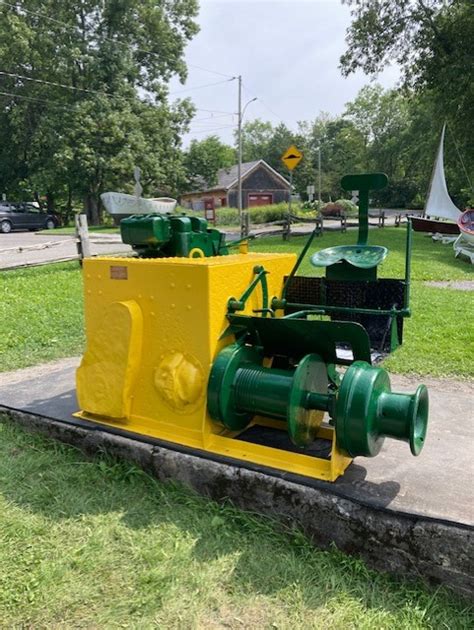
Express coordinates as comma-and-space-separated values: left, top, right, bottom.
311, 244, 388, 269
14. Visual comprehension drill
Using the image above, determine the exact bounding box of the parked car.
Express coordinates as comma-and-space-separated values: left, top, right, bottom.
0, 202, 58, 233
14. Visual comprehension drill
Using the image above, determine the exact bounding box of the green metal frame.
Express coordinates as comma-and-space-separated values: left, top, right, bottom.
272, 177, 414, 326
225, 313, 372, 365
227, 265, 270, 316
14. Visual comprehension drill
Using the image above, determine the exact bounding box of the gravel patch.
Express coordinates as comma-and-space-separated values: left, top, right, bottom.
425, 280, 474, 291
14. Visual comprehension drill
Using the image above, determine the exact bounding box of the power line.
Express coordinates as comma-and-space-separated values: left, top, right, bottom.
0, 0, 235, 80
186, 125, 236, 135
186, 63, 235, 79
0, 90, 235, 131
0, 69, 235, 101
0, 70, 112, 97
257, 98, 285, 124
192, 113, 234, 122
195, 107, 235, 115
169, 78, 236, 95
242, 82, 285, 124
0, 89, 70, 110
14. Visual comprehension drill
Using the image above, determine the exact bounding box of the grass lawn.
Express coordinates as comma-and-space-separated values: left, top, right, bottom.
0, 262, 84, 372
0, 416, 472, 628
0, 228, 472, 376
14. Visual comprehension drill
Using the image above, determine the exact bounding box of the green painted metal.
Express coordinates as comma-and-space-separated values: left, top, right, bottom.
234, 365, 292, 419
281, 227, 319, 303
273, 172, 414, 355
335, 361, 428, 457
226, 314, 372, 365
227, 266, 269, 315
340, 172, 389, 192
207, 340, 429, 456
120, 213, 229, 258
279, 304, 410, 317
309, 172, 389, 281
207, 342, 263, 431
311, 245, 388, 269
341, 172, 388, 248
207, 343, 332, 446
325, 260, 378, 282
287, 354, 330, 446
389, 316, 400, 351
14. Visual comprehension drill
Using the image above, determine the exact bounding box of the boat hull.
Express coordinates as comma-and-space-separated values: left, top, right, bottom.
100, 192, 177, 216
410, 216, 460, 235
458, 209, 474, 244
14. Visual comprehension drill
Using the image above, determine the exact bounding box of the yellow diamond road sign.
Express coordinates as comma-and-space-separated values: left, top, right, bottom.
281, 145, 303, 170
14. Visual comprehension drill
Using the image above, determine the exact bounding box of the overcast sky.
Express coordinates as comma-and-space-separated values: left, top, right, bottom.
170, 0, 400, 146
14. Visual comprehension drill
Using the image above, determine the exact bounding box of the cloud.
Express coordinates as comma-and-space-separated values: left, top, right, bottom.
173, 1, 399, 146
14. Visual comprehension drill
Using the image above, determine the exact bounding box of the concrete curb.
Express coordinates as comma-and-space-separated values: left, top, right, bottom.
1, 405, 472, 597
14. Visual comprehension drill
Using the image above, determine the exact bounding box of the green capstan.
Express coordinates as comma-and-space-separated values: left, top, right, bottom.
335, 361, 428, 457
207, 342, 428, 458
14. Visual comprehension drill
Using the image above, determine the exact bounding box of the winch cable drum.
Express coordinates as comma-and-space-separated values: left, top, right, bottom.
207, 343, 429, 458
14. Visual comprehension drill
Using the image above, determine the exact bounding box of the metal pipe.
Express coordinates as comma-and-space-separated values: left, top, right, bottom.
282, 304, 410, 317
317, 146, 321, 207
237, 75, 243, 237
404, 219, 412, 310
280, 228, 319, 303
357, 189, 369, 246
237, 79, 257, 239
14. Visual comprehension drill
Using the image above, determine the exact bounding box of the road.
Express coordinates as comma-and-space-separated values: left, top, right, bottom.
0, 231, 132, 269
0, 214, 404, 269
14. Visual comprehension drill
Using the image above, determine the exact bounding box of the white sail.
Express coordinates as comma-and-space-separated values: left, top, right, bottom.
425, 124, 461, 222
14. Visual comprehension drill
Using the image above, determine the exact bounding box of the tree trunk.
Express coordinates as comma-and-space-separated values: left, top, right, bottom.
84, 192, 100, 225
46, 191, 55, 212
64, 185, 73, 225
33, 191, 44, 210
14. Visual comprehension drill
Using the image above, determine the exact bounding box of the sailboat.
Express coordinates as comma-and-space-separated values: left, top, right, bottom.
411, 124, 461, 235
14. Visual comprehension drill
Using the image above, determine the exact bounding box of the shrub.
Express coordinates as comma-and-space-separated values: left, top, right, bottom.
334, 199, 358, 215
214, 202, 300, 227
215, 207, 239, 226
300, 200, 324, 213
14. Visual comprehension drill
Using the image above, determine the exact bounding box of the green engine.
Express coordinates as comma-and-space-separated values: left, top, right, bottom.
120, 214, 229, 258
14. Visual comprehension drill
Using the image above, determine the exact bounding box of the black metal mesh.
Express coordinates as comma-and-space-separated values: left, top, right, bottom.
284, 276, 406, 353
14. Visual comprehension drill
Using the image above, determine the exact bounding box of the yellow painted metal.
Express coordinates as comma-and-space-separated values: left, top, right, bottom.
239, 240, 249, 254
76, 252, 352, 481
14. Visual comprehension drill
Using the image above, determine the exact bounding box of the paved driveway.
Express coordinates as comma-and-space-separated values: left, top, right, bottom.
0, 231, 132, 269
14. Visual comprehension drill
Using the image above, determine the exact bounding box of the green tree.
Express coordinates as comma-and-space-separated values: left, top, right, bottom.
298, 114, 366, 201
0, 0, 199, 223
238, 119, 274, 163
183, 135, 235, 190
344, 85, 414, 201
341, 0, 473, 204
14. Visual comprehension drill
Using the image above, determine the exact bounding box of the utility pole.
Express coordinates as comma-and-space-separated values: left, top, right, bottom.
237, 75, 243, 237
236, 77, 256, 238
317, 146, 322, 208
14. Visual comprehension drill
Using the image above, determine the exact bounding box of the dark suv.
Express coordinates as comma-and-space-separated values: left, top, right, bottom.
0, 202, 58, 233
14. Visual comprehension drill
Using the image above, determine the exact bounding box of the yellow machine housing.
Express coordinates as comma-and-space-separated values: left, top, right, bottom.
76, 253, 352, 481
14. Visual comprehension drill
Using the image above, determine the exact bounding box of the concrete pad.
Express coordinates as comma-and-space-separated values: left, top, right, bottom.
0, 357, 473, 595
0, 357, 472, 527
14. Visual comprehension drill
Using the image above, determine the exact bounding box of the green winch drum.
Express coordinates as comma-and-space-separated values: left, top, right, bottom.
207, 342, 429, 458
